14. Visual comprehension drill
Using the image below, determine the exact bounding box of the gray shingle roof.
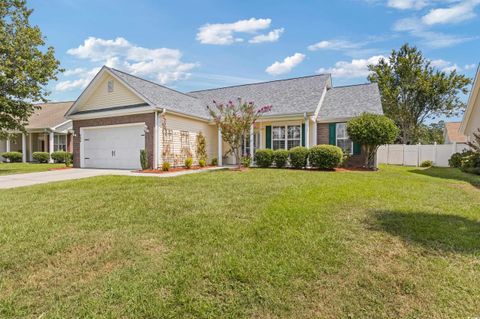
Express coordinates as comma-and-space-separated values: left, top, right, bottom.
108, 67, 209, 119
189, 75, 331, 117
318, 83, 383, 120
26, 101, 74, 129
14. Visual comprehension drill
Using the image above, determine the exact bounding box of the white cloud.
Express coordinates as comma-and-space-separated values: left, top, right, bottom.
430, 59, 477, 72
387, 0, 429, 10
308, 39, 362, 51
265, 53, 305, 75
393, 17, 475, 48
56, 37, 197, 92
422, 0, 480, 25
55, 67, 101, 91
196, 18, 272, 45
317, 55, 386, 78
249, 28, 284, 43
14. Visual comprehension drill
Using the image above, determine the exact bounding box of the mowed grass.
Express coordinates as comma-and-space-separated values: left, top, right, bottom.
0, 163, 64, 175
0, 165, 479, 318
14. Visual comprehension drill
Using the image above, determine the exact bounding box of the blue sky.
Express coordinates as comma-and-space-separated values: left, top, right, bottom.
31, 0, 479, 120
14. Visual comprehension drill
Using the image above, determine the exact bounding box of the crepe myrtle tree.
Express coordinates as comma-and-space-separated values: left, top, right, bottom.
347, 113, 399, 169
208, 98, 272, 168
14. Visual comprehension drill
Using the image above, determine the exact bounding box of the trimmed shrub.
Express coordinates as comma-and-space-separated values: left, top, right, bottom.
185, 157, 193, 169
449, 151, 473, 168
254, 149, 274, 168
1, 151, 22, 163
309, 145, 343, 169
211, 158, 218, 166
140, 149, 148, 170
32, 152, 50, 163
51, 151, 72, 163
241, 156, 251, 168
420, 160, 433, 167
162, 162, 170, 171
461, 152, 480, 175
289, 146, 309, 169
273, 149, 289, 168
199, 159, 206, 167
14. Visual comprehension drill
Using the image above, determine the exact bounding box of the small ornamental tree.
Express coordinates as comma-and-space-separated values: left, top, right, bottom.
347, 113, 399, 169
196, 131, 207, 162
208, 98, 271, 168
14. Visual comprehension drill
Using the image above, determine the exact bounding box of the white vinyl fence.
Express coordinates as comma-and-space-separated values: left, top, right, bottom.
377, 143, 470, 167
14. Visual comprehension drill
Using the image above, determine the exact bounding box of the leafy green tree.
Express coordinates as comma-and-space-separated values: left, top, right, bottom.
208, 99, 271, 168
347, 113, 399, 169
0, 0, 62, 139
368, 44, 470, 144
416, 121, 445, 144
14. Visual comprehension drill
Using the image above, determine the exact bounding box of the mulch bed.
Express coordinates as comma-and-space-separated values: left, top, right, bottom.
137, 165, 216, 174
48, 167, 74, 171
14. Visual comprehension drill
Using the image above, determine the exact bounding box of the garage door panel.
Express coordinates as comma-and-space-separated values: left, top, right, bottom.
82, 124, 145, 169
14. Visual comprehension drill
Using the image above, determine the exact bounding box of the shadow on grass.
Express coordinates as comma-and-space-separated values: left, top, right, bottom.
372, 210, 480, 255
409, 166, 480, 188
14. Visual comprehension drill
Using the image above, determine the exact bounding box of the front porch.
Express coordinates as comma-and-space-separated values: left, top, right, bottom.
0, 131, 73, 163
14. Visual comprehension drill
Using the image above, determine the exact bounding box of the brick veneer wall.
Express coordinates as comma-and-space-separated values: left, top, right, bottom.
316, 123, 367, 167
72, 112, 155, 168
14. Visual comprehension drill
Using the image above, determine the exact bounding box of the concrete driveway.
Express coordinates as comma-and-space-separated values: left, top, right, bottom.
0, 167, 223, 189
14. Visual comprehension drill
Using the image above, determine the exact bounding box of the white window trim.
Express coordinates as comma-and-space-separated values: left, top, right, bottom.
272, 124, 302, 150
54, 134, 67, 152
335, 123, 353, 155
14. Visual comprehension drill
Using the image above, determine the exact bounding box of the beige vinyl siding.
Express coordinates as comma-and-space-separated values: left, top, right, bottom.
79, 75, 144, 112
465, 92, 480, 140
158, 113, 217, 166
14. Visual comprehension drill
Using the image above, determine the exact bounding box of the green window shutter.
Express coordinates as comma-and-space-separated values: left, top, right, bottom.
266, 126, 272, 149
301, 123, 306, 147
353, 142, 361, 155
328, 123, 336, 145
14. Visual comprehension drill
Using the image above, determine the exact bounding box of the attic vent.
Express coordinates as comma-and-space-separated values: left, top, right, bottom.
107, 80, 114, 93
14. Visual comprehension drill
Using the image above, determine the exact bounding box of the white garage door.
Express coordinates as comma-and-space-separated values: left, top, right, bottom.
82, 124, 145, 169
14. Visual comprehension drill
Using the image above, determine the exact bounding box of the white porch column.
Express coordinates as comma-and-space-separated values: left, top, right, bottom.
305, 118, 310, 148
312, 120, 317, 146
22, 133, 27, 162
49, 132, 54, 163
249, 124, 254, 166
6, 138, 10, 152
153, 111, 158, 169
28, 134, 33, 161
217, 127, 223, 166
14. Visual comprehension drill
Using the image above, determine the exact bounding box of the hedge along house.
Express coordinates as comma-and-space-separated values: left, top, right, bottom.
65, 66, 383, 170
0, 101, 74, 162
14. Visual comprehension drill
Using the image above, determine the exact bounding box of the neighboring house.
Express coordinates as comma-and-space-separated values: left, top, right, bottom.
65, 66, 383, 170
443, 122, 467, 144
0, 102, 74, 162
460, 64, 480, 142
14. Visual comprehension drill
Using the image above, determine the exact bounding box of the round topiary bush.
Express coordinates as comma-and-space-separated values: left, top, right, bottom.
420, 160, 433, 167
273, 149, 289, 168
289, 146, 309, 169
51, 151, 72, 163
254, 149, 274, 168
309, 145, 343, 170
1, 151, 23, 162
32, 152, 50, 163
449, 151, 473, 168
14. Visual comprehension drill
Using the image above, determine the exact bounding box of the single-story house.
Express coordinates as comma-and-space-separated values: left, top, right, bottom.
460, 64, 480, 142
443, 122, 467, 144
0, 101, 74, 162
64, 66, 383, 169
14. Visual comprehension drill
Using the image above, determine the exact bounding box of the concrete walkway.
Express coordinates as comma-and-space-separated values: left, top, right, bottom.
0, 167, 224, 189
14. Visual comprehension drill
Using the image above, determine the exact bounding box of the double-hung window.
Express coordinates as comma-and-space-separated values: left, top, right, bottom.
54, 134, 67, 151
336, 123, 353, 155
272, 126, 286, 150
272, 125, 301, 150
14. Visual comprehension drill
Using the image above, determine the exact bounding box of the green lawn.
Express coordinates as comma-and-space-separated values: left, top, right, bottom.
0, 163, 64, 175
0, 165, 479, 318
